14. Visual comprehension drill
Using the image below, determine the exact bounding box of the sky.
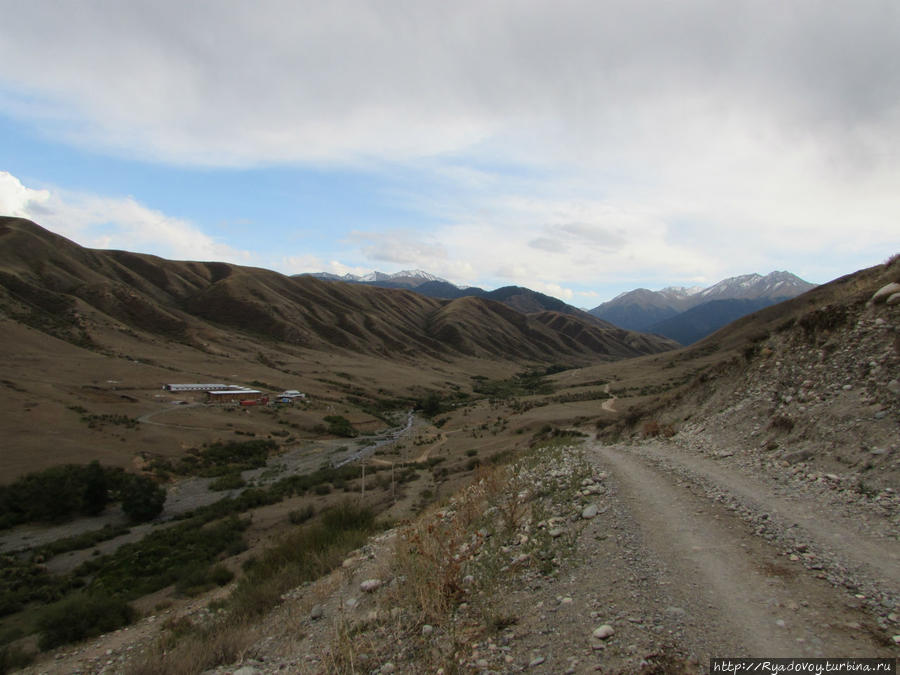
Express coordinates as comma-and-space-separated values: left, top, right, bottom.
1, 1, 899, 307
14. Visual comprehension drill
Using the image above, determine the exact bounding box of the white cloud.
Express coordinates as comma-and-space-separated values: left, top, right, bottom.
351, 230, 448, 265
0, 171, 251, 264
0, 171, 51, 215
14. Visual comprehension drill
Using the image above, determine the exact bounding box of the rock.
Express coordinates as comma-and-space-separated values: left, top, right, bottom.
549, 527, 565, 538
422, 624, 433, 636
888, 292, 900, 306
785, 449, 813, 464
360, 579, 383, 593
234, 668, 259, 675
593, 624, 615, 640
892, 635, 900, 644
529, 655, 546, 667
582, 504, 599, 519
665, 606, 686, 617
888, 380, 900, 395
310, 604, 324, 620
872, 283, 900, 303
381, 662, 396, 673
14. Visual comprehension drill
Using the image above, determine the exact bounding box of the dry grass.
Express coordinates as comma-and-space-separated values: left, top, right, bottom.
128, 623, 258, 675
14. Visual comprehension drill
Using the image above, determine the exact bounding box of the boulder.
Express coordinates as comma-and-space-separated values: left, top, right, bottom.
872, 282, 900, 303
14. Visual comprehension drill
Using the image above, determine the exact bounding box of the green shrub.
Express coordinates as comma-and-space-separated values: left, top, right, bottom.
175, 563, 234, 597
75, 516, 247, 600
323, 415, 357, 438
0, 462, 127, 528
37, 593, 134, 650
121, 475, 166, 522
208, 473, 246, 491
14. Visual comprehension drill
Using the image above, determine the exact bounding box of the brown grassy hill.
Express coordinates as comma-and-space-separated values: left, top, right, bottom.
0, 217, 675, 363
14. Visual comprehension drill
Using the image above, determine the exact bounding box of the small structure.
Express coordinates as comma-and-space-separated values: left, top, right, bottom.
279, 390, 306, 399
206, 389, 264, 403
276, 389, 306, 404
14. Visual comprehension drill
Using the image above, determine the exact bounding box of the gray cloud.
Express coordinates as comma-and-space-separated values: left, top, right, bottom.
0, 1, 897, 167
353, 230, 448, 265
528, 237, 568, 254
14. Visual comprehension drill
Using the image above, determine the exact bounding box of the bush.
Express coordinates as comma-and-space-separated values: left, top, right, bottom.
75, 516, 247, 601
175, 563, 234, 597
289, 505, 315, 525
121, 475, 166, 522
0, 462, 126, 528
208, 473, 246, 491
323, 415, 358, 438
418, 392, 444, 417
37, 592, 134, 650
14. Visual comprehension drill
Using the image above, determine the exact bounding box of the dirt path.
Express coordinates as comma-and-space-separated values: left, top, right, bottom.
601, 382, 617, 412
137, 402, 210, 430
413, 432, 446, 463
588, 443, 892, 658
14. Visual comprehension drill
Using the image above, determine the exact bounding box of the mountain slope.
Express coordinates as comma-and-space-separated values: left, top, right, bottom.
646, 296, 791, 345
590, 271, 816, 340
0, 218, 676, 363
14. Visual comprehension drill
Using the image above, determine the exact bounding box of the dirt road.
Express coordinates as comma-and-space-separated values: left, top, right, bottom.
590, 443, 896, 659
479, 440, 898, 672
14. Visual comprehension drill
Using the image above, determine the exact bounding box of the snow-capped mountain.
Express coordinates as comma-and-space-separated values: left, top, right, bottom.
696, 271, 813, 301
590, 271, 816, 343
303, 269, 450, 287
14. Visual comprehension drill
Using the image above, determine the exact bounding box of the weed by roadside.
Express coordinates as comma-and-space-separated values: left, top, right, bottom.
328, 439, 593, 672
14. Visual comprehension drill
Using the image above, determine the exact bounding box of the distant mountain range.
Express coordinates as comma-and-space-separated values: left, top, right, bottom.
299, 271, 599, 323
589, 272, 817, 344
304, 269, 817, 346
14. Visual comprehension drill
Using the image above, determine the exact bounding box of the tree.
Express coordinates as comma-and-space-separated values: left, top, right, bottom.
120, 475, 165, 522
419, 392, 443, 417
80, 461, 108, 516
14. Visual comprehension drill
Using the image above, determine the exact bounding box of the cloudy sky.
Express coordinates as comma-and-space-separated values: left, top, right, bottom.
1, 1, 898, 306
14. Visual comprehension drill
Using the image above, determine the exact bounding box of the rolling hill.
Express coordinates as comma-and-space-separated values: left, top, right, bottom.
0, 217, 677, 363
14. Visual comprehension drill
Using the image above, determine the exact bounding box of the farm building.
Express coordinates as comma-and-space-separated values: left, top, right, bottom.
163, 383, 229, 392
206, 389, 265, 403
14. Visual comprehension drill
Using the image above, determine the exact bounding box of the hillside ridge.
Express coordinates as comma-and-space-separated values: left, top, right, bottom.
0, 217, 676, 363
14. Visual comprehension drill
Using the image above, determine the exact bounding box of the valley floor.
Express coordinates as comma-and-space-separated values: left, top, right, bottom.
23, 434, 899, 674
